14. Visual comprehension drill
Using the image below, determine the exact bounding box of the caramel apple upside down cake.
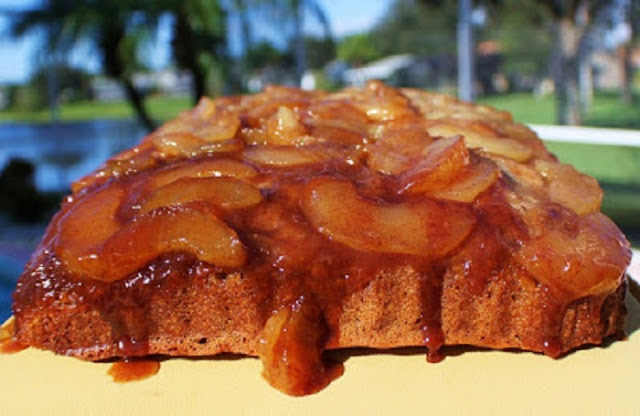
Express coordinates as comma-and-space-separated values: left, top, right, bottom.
4, 81, 631, 395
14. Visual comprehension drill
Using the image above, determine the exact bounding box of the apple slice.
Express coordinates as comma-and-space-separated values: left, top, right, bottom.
305, 100, 369, 129
534, 159, 602, 215
430, 158, 500, 203
259, 295, 343, 396
194, 110, 241, 143
302, 100, 369, 145
366, 117, 435, 175
157, 105, 240, 143
263, 106, 309, 145
427, 123, 533, 162
366, 139, 414, 175
149, 132, 207, 158
493, 156, 545, 190
139, 177, 263, 214
514, 209, 631, 301
301, 178, 475, 256
245, 98, 311, 127
146, 158, 258, 196
399, 136, 470, 194
244, 146, 332, 167
99, 204, 247, 282
56, 182, 125, 279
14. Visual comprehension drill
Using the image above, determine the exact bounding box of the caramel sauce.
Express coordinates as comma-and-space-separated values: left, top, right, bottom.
0, 338, 28, 354
0, 317, 27, 354
9, 81, 631, 395
108, 359, 160, 383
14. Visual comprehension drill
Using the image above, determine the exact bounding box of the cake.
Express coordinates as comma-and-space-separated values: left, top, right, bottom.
8, 81, 631, 395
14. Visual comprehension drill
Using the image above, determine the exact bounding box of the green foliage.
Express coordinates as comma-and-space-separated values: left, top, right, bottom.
304, 36, 336, 69
480, 0, 552, 77
12, 85, 48, 112
168, 0, 228, 101
0, 96, 191, 123
245, 41, 293, 70
337, 33, 384, 64
372, 0, 458, 56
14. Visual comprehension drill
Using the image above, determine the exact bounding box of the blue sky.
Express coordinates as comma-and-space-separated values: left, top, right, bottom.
0, 0, 392, 84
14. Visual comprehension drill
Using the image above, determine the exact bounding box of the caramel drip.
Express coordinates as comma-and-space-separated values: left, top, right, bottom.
259, 294, 344, 396
0, 338, 28, 354
108, 359, 160, 382
418, 263, 446, 363
0, 317, 27, 354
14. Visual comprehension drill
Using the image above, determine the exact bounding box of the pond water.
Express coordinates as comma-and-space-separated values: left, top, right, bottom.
0, 120, 146, 192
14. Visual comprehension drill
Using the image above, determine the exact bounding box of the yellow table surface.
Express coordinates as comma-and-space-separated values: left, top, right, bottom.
1, 294, 639, 415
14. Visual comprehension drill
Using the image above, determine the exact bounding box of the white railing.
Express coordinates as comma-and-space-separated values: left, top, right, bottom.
529, 124, 640, 147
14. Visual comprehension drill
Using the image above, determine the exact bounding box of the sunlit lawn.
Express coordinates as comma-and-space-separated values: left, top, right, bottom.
478, 90, 640, 128
0, 95, 192, 123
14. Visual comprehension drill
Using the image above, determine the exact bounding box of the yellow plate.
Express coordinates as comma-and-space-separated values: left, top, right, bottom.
1, 292, 639, 415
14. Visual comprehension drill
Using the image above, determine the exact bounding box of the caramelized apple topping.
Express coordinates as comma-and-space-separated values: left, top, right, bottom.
534, 159, 603, 215
243, 145, 333, 167
155, 99, 240, 143
301, 178, 475, 257
100, 204, 247, 282
365, 123, 434, 175
139, 177, 263, 214
514, 208, 630, 301
145, 158, 258, 193
263, 106, 309, 145
429, 157, 500, 203
399, 136, 470, 194
427, 123, 533, 162
56, 182, 125, 278
52, 80, 626, 300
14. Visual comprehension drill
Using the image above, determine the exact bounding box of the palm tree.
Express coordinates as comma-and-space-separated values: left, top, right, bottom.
163, 0, 229, 104
11, 0, 158, 131
289, 0, 332, 85
246, 0, 332, 86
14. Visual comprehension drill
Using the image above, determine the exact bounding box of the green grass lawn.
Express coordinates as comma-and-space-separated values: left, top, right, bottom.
478, 91, 640, 129
0, 95, 192, 124
544, 141, 640, 184
479, 93, 556, 124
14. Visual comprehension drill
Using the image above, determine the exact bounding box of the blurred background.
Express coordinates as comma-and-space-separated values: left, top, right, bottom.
0, 0, 638, 320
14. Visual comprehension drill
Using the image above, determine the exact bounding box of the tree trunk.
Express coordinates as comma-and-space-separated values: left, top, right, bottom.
578, 53, 592, 113
192, 67, 208, 105
237, 0, 251, 91
121, 77, 156, 131
576, 1, 592, 114
619, 44, 633, 105
551, 17, 582, 125
101, 27, 155, 132
621, 0, 639, 105
293, 0, 306, 86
